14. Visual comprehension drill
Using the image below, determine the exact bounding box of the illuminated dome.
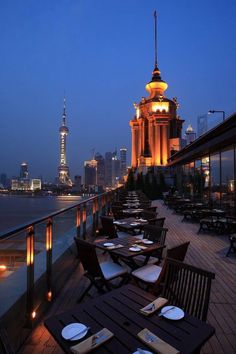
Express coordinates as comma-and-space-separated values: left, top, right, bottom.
59, 126, 69, 134
186, 124, 194, 133
145, 65, 168, 98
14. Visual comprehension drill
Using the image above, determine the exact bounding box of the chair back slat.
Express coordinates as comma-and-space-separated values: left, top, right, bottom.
162, 258, 215, 321
100, 216, 117, 238
152, 242, 190, 294
148, 217, 166, 227
143, 225, 168, 245
74, 238, 103, 279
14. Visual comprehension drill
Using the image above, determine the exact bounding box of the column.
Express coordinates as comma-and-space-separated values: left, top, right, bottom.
162, 125, 168, 165
155, 124, 161, 165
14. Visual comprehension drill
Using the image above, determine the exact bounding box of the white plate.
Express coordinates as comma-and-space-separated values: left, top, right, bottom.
161, 306, 185, 320
133, 351, 153, 354
103, 242, 115, 247
129, 247, 141, 252
61, 323, 88, 341
142, 240, 153, 245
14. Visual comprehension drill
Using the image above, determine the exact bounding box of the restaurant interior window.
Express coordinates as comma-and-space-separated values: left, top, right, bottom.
221, 147, 234, 213
201, 156, 210, 203
194, 159, 203, 200
210, 152, 220, 208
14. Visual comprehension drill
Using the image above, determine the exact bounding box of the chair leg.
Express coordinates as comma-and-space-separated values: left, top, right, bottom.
77, 282, 93, 303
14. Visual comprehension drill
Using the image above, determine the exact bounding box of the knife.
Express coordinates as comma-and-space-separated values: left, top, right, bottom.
158, 306, 175, 317
67, 326, 90, 340
91, 333, 108, 347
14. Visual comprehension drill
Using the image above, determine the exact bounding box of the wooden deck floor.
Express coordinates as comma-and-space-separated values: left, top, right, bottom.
19, 201, 236, 354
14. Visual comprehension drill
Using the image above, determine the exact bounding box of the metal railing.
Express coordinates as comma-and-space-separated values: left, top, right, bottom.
0, 188, 121, 326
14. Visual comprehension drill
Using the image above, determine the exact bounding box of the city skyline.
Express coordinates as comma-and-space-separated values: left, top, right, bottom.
1, 1, 236, 180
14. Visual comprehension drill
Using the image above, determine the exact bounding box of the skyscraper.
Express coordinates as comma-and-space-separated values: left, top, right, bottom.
95, 152, 105, 187
20, 162, 29, 178
185, 124, 196, 145
57, 98, 72, 186
130, 12, 184, 171
84, 159, 97, 187
120, 148, 127, 178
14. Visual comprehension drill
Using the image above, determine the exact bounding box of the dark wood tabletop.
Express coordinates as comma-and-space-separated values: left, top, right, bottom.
44, 284, 215, 354
95, 235, 163, 260
114, 217, 147, 233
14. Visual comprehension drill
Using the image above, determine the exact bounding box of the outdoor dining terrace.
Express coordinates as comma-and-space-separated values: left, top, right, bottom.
15, 195, 236, 354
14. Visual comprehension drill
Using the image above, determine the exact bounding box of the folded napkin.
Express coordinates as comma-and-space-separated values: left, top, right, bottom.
137, 328, 180, 354
106, 244, 124, 250
71, 328, 114, 354
140, 297, 168, 316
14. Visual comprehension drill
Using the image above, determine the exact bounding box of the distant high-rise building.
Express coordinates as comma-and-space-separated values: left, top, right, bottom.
57, 98, 72, 186
0, 173, 7, 188
185, 124, 196, 145
111, 153, 121, 187
197, 114, 208, 137
84, 159, 97, 187
20, 162, 29, 179
104, 152, 113, 187
120, 148, 127, 178
95, 152, 105, 187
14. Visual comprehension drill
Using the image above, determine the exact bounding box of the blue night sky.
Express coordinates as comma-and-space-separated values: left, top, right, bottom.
1, 0, 236, 181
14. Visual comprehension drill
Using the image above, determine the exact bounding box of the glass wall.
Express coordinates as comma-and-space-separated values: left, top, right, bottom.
178, 146, 236, 212
221, 147, 235, 212
210, 152, 221, 208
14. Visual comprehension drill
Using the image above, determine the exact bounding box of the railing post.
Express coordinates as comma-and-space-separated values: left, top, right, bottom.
95, 197, 99, 230
92, 198, 96, 235
46, 218, 53, 302
76, 205, 81, 238
26, 225, 35, 326
82, 203, 87, 239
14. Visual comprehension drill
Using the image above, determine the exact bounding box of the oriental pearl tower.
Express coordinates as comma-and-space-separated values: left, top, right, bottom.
58, 98, 72, 186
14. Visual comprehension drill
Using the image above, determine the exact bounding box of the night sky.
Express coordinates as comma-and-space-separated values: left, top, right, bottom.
1, 0, 236, 181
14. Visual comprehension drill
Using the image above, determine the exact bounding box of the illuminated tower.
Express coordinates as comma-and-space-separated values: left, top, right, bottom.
58, 98, 72, 186
130, 12, 184, 171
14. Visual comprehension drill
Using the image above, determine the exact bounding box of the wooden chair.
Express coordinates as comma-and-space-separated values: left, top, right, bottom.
100, 216, 128, 239
133, 225, 168, 267
0, 326, 14, 354
141, 210, 157, 220
148, 217, 166, 227
226, 234, 236, 256
74, 238, 129, 302
132, 242, 190, 292
162, 258, 215, 321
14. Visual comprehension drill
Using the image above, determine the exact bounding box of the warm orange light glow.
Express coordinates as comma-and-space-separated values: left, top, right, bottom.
46, 223, 52, 251
82, 205, 86, 222
47, 291, 52, 301
31, 311, 36, 319
152, 101, 169, 113
76, 208, 81, 228
27, 228, 34, 265
0, 265, 7, 271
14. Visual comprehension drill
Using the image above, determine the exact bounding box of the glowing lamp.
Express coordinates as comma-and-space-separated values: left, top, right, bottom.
31, 311, 36, 319
0, 265, 7, 271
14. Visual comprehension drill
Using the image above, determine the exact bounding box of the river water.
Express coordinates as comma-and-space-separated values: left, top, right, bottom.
0, 195, 82, 234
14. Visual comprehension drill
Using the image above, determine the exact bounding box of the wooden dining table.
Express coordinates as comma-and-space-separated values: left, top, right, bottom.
114, 217, 147, 233
95, 235, 164, 269
45, 284, 215, 354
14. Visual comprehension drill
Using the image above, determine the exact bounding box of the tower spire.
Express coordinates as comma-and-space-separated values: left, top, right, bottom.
62, 96, 66, 126
154, 10, 157, 68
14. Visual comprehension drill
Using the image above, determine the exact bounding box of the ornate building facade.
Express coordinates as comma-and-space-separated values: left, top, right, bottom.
130, 14, 184, 171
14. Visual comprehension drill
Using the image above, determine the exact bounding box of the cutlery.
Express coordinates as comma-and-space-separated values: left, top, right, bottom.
144, 303, 155, 312
137, 348, 146, 354
67, 326, 90, 340
91, 333, 108, 347
144, 331, 156, 343
158, 306, 175, 317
